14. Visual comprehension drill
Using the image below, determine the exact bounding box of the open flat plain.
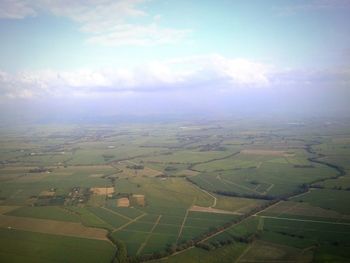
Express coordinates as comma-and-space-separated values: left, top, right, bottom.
0, 119, 350, 262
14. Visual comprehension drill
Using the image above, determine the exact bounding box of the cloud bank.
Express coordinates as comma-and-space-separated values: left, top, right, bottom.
0, 55, 274, 98
0, 54, 348, 100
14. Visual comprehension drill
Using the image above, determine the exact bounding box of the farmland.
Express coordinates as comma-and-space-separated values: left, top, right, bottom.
0, 119, 350, 262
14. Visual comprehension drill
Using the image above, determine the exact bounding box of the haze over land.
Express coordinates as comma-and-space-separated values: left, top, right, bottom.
0, 0, 349, 123
1, 2, 350, 262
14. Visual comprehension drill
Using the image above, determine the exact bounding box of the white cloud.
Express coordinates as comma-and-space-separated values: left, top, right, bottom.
208, 55, 271, 86
163, 55, 272, 87
0, 0, 190, 46
0, 55, 275, 98
0, 55, 348, 100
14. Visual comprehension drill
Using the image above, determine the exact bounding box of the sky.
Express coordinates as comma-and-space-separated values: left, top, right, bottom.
0, 0, 349, 123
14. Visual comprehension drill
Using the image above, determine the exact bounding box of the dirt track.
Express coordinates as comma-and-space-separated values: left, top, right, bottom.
189, 205, 242, 215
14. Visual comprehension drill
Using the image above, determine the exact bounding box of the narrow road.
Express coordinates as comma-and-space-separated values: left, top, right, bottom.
234, 242, 254, 263
137, 215, 162, 255
263, 183, 274, 195
218, 175, 260, 194
101, 206, 132, 221
176, 210, 189, 243
112, 213, 147, 233
253, 215, 350, 226
192, 183, 217, 207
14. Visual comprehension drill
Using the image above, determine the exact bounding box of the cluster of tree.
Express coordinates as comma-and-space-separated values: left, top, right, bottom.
276, 230, 304, 239
305, 144, 346, 177
108, 234, 128, 263
156, 173, 186, 178
187, 151, 240, 172
293, 164, 314, 168
312, 184, 350, 191
196, 241, 224, 251
198, 143, 226, 152
215, 183, 313, 202
311, 184, 325, 189
102, 172, 121, 186
102, 154, 115, 162
126, 164, 144, 170
34, 195, 65, 206
214, 190, 275, 200
164, 166, 177, 171
28, 167, 53, 173
195, 232, 260, 252
322, 185, 350, 191
128, 240, 199, 262
197, 238, 238, 251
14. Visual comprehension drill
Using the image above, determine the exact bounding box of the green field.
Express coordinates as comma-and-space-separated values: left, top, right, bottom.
7, 206, 81, 222
291, 189, 350, 214
0, 228, 115, 263
157, 242, 248, 263
0, 120, 349, 262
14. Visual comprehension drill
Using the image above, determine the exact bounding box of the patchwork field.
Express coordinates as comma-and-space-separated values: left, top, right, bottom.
0, 120, 349, 262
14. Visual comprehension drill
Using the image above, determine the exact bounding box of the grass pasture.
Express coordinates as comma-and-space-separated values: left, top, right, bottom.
108, 209, 239, 256
7, 206, 81, 222
237, 240, 312, 263
259, 201, 349, 222
87, 206, 129, 230
291, 189, 350, 215
0, 214, 109, 240
0, 228, 115, 263
190, 160, 336, 198
259, 215, 350, 246
314, 174, 350, 190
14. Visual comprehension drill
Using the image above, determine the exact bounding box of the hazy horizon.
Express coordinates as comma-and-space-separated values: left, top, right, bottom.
0, 0, 349, 124
1, 3, 350, 261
